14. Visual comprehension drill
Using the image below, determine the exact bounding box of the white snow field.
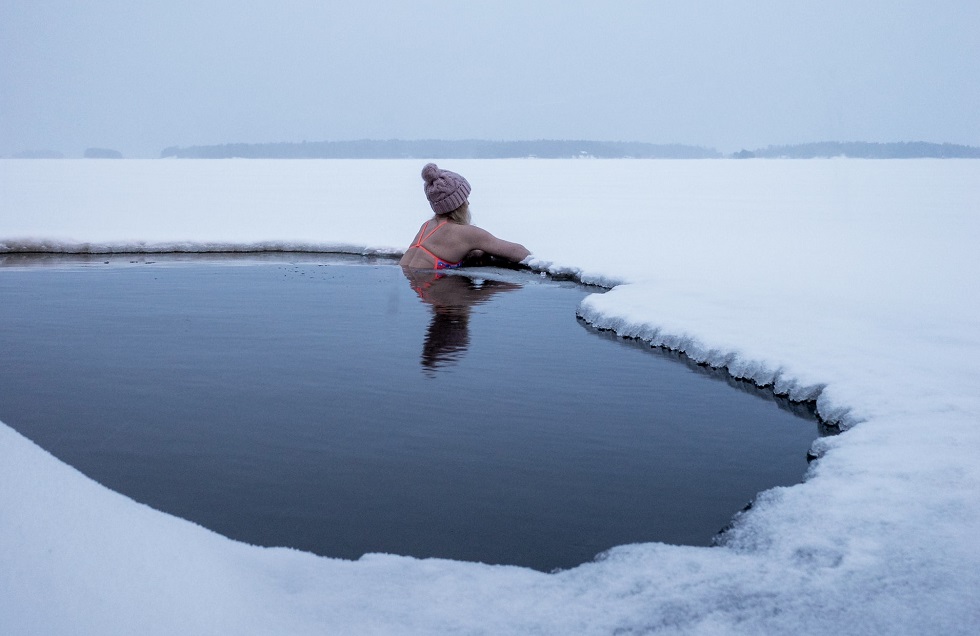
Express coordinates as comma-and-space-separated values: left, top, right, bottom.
2, 158, 979, 634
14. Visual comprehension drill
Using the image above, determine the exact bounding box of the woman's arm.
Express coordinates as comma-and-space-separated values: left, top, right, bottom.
464, 225, 530, 262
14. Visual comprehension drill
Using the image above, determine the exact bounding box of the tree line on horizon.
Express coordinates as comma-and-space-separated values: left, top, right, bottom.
159, 139, 980, 160
732, 141, 980, 159
11, 139, 979, 160
160, 139, 720, 159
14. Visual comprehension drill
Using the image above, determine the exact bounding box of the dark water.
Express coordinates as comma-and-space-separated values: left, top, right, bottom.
0, 254, 828, 572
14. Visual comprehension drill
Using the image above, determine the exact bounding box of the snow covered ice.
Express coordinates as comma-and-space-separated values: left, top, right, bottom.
2, 158, 979, 634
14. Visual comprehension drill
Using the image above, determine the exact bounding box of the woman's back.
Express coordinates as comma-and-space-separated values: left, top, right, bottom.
400, 163, 530, 270
400, 217, 529, 269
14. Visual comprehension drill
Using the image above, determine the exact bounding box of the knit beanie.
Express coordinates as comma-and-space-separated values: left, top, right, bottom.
421, 163, 471, 214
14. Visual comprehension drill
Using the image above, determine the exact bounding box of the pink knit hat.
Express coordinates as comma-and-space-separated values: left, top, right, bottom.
421, 163, 471, 214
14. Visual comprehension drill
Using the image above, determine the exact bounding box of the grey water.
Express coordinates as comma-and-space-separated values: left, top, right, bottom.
0, 254, 829, 572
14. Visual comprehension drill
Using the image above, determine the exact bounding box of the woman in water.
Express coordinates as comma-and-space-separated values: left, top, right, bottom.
399, 163, 530, 270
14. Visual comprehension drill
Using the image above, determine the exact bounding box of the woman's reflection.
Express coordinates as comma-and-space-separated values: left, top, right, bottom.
402, 268, 522, 374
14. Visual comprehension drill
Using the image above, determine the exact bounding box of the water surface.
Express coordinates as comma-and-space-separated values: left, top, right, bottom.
0, 254, 827, 571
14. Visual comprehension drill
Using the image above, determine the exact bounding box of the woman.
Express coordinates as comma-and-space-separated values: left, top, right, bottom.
399, 163, 530, 270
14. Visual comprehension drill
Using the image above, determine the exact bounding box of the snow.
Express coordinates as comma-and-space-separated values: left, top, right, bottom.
2, 158, 979, 634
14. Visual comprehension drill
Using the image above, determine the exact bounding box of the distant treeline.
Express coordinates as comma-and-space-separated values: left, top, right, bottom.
733, 141, 980, 159
160, 139, 721, 159
160, 139, 980, 159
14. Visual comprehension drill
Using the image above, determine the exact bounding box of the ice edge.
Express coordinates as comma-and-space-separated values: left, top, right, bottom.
0, 239, 402, 257
574, 297, 852, 431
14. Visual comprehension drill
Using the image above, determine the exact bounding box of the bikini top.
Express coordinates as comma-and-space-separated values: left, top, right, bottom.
409, 220, 463, 270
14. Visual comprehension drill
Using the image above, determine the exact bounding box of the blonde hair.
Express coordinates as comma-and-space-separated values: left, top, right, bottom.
438, 201, 470, 225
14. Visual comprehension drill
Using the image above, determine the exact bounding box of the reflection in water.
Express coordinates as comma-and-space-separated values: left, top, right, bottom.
402, 268, 521, 374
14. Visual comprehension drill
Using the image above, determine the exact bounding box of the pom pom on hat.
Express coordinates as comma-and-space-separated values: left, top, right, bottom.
421, 162, 441, 184
421, 163, 471, 214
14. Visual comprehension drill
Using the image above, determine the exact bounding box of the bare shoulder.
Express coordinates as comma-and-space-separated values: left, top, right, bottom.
459, 224, 530, 262
456, 223, 496, 242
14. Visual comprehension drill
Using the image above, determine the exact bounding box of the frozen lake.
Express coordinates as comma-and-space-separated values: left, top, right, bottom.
2, 158, 977, 634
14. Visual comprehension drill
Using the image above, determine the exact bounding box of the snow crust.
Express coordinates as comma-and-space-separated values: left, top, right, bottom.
2, 158, 979, 634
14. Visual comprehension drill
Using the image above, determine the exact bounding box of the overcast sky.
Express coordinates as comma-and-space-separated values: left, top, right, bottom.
2, 0, 978, 157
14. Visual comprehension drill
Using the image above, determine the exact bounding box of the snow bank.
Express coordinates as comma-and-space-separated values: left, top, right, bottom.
2, 158, 979, 634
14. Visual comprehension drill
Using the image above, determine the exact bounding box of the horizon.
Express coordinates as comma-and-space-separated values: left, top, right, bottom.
8, 138, 980, 161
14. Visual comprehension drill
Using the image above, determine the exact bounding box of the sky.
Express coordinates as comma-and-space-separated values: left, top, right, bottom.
1, 0, 978, 158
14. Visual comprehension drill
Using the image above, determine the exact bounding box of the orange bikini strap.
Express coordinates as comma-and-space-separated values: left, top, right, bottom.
413, 220, 448, 247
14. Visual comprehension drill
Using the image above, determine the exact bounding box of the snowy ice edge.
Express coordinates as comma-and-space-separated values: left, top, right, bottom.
574, 294, 851, 431
0, 242, 626, 288
524, 255, 627, 288
0, 239, 403, 257
526, 257, 845, 424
